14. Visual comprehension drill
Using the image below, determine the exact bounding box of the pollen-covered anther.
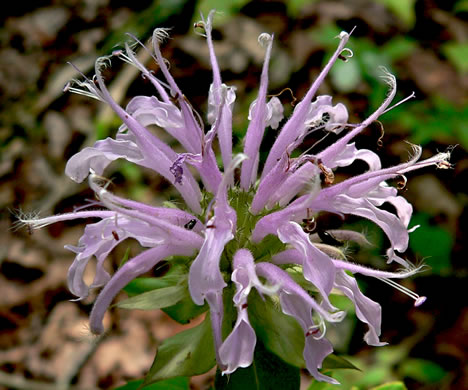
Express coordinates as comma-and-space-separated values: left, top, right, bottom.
318, 160, 334, 185
437, 160, 452, 169
414, 296, 427, 307
153, 28, 171, 44
397, 175, 407, 190
193, 21, 206, 35
258, 33, 273, 47
336, 31, 350, 40
63, 81, 71, 92
338, 48, 353, 62
305, 318, 327, 340
376, 276, 427, 307
305, 326, 321, 337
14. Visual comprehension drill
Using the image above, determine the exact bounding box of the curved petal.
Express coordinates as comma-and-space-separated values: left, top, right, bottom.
255, 262, 342, 384
89, 244, 195, 334
219, 307, 256, 374
66, 214, 165, 299
277, 222, 337, 311
65, 138, 143, 183
334, 270, 387, 346
188, 216, 232, 305
280, 293, 339, 384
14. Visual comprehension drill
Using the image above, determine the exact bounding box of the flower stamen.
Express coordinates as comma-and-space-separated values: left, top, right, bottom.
376, 276, 427, 306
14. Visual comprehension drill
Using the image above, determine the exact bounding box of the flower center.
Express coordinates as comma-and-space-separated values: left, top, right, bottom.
219, 187, 285, 274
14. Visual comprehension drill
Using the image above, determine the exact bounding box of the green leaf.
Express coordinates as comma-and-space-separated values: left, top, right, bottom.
409, 213, 453, 274
382, 37, 416, 61
193, 0, 251, 26
143, 315, 216, 386
454, 0, 468, 13
123, 263, 208, 324
398, 358, 447, 383
369, 381, 408, 390
375, 0, 416, 28
286, 0, 319, 16
386, 98, 468, 149
442, 42, 468, 73
322, 354, 361, 371
248, 292, 305, 368
116, 285, 187, 310
114, 377, 189, 390
162, 295, 208, 325
307, 380, 336, 390
102, 0, 190, 52
215, 342, 300, 390
330, 59, 362, 93
124, 264, 188, 295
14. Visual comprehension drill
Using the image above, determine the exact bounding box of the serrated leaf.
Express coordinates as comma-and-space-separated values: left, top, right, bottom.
143, 315, 216, 386
116, 285, 187, 310
369, 381, 408, 390
114, 376, 189, 390
322, 354, 361, 371
215, 342, 300, 390
248, 291, 305, 368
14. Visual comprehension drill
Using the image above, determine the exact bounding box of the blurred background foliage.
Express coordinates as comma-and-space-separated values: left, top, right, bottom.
0, 0, 467, 389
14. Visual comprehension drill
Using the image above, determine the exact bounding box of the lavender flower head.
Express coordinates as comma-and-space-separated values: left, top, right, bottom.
18, 11, 452, 384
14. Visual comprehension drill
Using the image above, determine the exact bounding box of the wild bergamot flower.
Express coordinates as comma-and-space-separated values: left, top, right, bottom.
18, 11, 451, 384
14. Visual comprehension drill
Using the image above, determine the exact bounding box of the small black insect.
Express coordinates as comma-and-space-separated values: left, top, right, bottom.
317, 229, 343, 246
184, 219, 197, 230
303, 212, 343, 246
111, 230, 120, 240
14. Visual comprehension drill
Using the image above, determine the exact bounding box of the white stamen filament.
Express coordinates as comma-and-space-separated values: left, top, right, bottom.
112, 49, 134, 66
376, 277, 426, 306
63, 82, 104, 101
382, 92, 416, 115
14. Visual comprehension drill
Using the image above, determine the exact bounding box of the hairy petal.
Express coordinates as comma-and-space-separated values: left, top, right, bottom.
262, 32, 352, 178
241, 33, 274, 189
